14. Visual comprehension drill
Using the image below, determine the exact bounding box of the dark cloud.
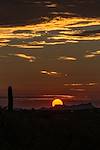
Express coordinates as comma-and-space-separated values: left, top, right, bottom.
0, 0, 100, 26
74, 30, 100, 37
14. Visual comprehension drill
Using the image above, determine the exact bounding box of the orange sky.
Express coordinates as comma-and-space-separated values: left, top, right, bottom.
0, 0, 100, 106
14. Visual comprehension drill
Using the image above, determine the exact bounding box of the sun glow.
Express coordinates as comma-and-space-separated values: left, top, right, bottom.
52, 99, 63, 107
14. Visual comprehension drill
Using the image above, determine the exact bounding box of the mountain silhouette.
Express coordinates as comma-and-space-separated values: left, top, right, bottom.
52, 103, 95, 110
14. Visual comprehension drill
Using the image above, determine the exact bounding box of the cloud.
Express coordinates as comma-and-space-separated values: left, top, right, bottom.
85, 50, 100, 58
9, 53, 36, 62
64, 83, 83, 86
51, 12, 75, 15
0, 39, 10, 47
0, 17, 100, 49
0, 0, 100, 27
43, 94, 75, 99
57, 56, 77, 61
42, 1, 57, 8
64, 82, 97, 92
41, 70, 63, 77
64, 82, 97, 87
41, 70, 68, 78
46, 4, 57, 8
70, 88, 85, 92
48, 33, 100, 41
10, 44, 44, 49
85, 54, 96, 58
88, 83, 97, 86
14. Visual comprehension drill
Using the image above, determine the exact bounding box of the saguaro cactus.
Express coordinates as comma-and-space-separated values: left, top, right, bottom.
8, 86, 13, 111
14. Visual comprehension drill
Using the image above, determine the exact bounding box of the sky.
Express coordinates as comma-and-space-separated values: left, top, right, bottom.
0, 0, 100, 106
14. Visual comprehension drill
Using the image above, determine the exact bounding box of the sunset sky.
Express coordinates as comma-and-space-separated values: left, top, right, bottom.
0, 0, 100, 106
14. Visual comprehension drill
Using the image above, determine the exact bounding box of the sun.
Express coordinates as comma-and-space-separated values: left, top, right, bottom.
52, 99, 63, 107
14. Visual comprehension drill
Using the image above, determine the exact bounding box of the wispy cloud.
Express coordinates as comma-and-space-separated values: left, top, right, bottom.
64, 82, 97, 87
85, 50, 100, 58
70, 88, 85, 92
41, 70, 69, 78
0, 17, 100, 49
41, 70, 62, 77
43, 1, 57, 8
51, 12, 75, 15
9, 53, 36, 62
57, 56, 77, 61
10, 44, 44, 49
0, 39, 10, 47
46, 4, 57, 8
64, 82, 97, 92
43, 94, 75, 99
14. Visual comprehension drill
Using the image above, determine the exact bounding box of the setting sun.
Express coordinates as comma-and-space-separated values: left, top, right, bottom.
52, 99, 63, 107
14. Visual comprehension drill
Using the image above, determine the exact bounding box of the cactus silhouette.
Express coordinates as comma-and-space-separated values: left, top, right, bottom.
8, 86, 13, 111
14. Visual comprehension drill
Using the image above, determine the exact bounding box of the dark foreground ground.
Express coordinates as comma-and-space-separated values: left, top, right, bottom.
0, 108, 100, 150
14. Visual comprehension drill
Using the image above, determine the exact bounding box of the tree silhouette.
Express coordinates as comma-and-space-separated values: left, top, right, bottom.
8, 86, 13, 112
